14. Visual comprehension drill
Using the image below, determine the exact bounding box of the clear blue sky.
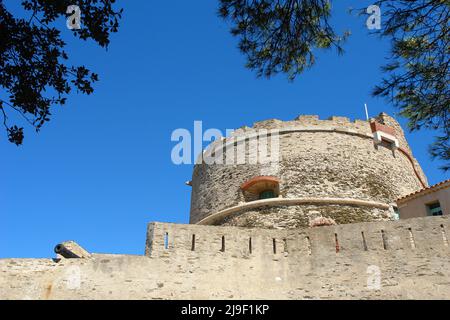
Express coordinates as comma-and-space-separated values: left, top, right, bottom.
1, 1, 449, 258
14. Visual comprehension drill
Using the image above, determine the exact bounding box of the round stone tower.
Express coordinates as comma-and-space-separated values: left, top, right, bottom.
189, 113, 428, 229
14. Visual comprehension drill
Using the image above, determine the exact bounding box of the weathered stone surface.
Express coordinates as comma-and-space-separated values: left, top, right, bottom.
190, 114, 427, 227
219, 204, 388, 229
1, 216, 449, 300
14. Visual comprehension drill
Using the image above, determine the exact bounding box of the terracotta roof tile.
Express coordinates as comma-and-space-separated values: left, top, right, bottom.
397, 178, 450, 202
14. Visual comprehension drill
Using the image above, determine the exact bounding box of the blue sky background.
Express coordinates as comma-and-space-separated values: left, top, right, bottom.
1, 1, 449, 258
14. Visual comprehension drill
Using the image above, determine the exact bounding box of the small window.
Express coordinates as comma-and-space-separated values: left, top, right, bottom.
241, 176, 280, 202
259, 189, 276, 199
380, 137, 396, 150
427, 202, 443, 216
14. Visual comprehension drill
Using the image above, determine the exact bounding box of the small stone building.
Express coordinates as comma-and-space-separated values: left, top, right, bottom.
397, 179, 449, 219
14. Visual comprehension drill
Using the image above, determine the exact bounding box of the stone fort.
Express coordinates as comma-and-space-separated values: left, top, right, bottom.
1, 112, 449, 300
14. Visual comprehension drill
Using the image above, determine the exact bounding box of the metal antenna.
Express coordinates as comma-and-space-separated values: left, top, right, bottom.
364, 103, 369, 121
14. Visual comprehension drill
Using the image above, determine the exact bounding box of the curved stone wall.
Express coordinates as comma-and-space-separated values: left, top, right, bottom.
218, 204, 389, 229
189, 113, 427, 228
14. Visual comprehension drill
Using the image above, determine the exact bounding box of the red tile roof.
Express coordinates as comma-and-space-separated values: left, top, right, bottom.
240, 176, 280, 192
370, 121, 396, 136
397, 179, 450, 203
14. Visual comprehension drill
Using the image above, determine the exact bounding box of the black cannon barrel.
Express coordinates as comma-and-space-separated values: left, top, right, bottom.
54, 244, 80, 259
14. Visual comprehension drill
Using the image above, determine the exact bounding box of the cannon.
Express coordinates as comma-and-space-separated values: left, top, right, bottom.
54, 241, 90, 259
54, 243, 80, 258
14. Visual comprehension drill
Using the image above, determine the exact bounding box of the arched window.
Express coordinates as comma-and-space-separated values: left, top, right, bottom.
240, 176, 280, 202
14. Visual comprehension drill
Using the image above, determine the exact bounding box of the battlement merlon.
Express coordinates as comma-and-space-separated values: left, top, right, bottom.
2, 216, 450, 300
145, 215, 450, 258
202, 113, 413, 155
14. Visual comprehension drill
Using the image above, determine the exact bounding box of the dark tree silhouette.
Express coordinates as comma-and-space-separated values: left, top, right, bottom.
219, 0, 449, 169
371, 0, 449, 171
0, 0, 122, 145
218, 0, 350, 80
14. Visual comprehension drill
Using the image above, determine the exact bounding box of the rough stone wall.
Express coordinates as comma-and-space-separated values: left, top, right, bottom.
219, 204, 388, 229
190, 114, 427, 226
1, 216, 449, 300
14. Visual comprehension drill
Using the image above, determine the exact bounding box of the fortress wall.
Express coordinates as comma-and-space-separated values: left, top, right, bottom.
147, 216, 450, 258
1, 216, 449, 300
190, 115, 426, 226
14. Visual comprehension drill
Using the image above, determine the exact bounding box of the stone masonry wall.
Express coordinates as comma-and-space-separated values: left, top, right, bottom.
1, 216, 449, 300
190, 114, 427, 226
219, 204, 388, 229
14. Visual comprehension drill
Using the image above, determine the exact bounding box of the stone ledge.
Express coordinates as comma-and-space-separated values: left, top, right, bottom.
195, 197, 391, 225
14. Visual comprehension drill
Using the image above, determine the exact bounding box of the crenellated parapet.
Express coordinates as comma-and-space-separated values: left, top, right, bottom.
147, 215, 450, 258
205, 114, 423, 165
229, 115, 372, 137
2, 216, 449, 300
